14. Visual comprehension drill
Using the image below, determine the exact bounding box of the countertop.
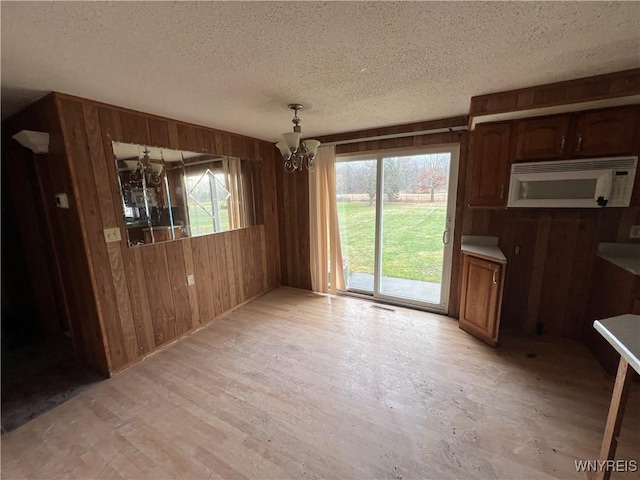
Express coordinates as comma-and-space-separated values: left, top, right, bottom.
594, 314, 640, 374
597, 243, 640, 276
461, 235, 506, 263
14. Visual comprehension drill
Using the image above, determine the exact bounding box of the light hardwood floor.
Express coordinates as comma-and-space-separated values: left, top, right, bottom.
2, 287, 638, 479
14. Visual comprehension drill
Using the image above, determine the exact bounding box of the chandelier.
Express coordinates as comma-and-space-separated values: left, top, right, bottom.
125, 147, 163, 186
275, 104, 321, 173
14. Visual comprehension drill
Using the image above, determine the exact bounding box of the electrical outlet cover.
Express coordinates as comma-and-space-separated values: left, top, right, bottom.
103, 228, 121, 243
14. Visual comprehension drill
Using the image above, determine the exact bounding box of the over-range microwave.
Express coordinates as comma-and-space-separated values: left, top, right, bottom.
507, 156, 637, 208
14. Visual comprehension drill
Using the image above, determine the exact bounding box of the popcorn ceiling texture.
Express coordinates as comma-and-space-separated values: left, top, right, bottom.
1, 2, 639, 141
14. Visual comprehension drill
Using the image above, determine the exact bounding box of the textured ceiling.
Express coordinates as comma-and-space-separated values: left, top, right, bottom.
2, 2, 639, 142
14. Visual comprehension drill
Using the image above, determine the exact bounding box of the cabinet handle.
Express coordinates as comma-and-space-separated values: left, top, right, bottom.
576, 134, 583, 152
492, 269, 498, 285
499, 184, 505, 200
560, 136, 566, 153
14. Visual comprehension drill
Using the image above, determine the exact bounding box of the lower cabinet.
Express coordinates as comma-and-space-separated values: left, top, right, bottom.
459, 253, 506, 346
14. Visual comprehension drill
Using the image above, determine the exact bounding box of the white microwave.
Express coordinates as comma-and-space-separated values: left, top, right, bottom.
507, 156, 637, 208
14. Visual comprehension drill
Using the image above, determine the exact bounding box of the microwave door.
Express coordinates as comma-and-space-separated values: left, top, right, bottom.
509, 169, 613, 208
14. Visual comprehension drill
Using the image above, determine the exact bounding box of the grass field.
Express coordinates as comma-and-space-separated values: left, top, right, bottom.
337, 202, 446, 283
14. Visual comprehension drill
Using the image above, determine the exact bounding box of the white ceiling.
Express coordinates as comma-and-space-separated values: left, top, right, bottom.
2, 2, 639, 142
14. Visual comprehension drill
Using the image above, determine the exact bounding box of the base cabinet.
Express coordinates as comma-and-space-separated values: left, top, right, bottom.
459, 253, 506, 346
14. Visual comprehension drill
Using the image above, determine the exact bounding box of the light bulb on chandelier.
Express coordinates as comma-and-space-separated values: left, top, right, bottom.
275, 103, 321, 173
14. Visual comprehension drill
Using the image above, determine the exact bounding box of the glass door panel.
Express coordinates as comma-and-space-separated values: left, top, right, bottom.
379, 153, 451, 306
335, 159, 377, 293
335, 146, 458, 312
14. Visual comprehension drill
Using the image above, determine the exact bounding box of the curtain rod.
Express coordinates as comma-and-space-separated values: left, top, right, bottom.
319, 125, 468, 147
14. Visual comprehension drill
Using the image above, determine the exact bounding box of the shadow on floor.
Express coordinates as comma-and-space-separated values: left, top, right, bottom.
1, 334, 104, 433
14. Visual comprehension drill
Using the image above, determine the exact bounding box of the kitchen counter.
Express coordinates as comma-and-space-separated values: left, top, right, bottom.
594, 314, 640, 374
461, 235, 506, 263
597, 243, 640, 276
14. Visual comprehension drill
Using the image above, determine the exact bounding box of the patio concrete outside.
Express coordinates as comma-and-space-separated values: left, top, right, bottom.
346, 272, 441, 305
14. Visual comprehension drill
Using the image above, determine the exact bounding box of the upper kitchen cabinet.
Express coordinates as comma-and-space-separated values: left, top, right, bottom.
468, 122, 512, 208
570, 106, 638, 157
513, 106, 639, 162
514, 115, 570, 161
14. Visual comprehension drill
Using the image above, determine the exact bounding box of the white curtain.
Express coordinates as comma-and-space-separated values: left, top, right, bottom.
309, 146, 345, 294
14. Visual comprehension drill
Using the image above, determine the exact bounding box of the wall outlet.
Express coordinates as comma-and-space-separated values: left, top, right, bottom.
630, 225, 640, 239
103, 228, 121, 243
187, 274, 195, 286
54, 193, 69, 209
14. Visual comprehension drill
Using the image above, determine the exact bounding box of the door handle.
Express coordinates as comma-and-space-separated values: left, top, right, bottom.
442, 229, 450, 245
576, 134, 583, 152
492, 269, 498, 285
560, 136, 566, 153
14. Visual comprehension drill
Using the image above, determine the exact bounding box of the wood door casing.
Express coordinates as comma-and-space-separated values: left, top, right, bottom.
459, 253, 505, 346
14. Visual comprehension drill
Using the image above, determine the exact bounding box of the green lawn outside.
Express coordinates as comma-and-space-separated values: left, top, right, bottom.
337, 202, 447, 283
187, 201, 230, 235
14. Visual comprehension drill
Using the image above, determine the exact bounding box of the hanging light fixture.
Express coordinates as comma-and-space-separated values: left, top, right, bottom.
128, 146, 163, 186
275, 103, 321, 173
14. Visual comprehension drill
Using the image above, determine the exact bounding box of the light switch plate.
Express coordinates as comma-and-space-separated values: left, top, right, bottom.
630, 225, 640, 239
103, 228, 122, 243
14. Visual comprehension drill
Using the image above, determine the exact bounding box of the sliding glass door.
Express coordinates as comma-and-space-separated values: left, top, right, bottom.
335, 146, 459, 312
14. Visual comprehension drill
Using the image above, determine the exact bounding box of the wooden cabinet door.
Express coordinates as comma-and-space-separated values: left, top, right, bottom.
459, 254, 504, 346
514, 116, 570, 161
571, 106, 638, 157
468, 122, 511, 208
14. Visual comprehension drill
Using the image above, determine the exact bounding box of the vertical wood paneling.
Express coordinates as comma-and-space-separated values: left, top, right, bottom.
164, 241, 192, 337
207, 235, 224, 316
140, 244, 176, 346
125, 248, 155, 356
213, 234, 232, 312
119, 112, 149, 145
538, 213, 580, 337
181, 240, 201, 328
232, 229, 246, 304
240, 228, 255, 299
260, 226, 269, 292
563, 212, 598, 339
167, 121, 180, 150
11, 92, 278, 374
148, 118, 171, 148
222, 233, 238, 307
464, 207, 640, 340
191, 236, 215, 324
59, 98, 128, 369
83, 103, 139, 363
177, 123, 198, 152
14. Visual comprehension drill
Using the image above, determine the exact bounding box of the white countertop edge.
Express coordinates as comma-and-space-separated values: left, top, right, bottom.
461, 236, 506, 262
594, 315, 640, 375
596, 254, 640, 276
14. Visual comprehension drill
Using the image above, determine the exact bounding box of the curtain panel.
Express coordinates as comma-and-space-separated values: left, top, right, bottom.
308, 146, 345, 294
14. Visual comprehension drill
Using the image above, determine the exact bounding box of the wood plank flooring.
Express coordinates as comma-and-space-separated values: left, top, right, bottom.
2, 287, 638, 479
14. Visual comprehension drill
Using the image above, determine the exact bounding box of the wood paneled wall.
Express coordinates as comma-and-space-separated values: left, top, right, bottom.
275, 166, 312, 290
3, 95, 110, 373
469, 68, 640, 122
4, 92, 280, 375
277, 117, 469, 316
461, 207, 640, 339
